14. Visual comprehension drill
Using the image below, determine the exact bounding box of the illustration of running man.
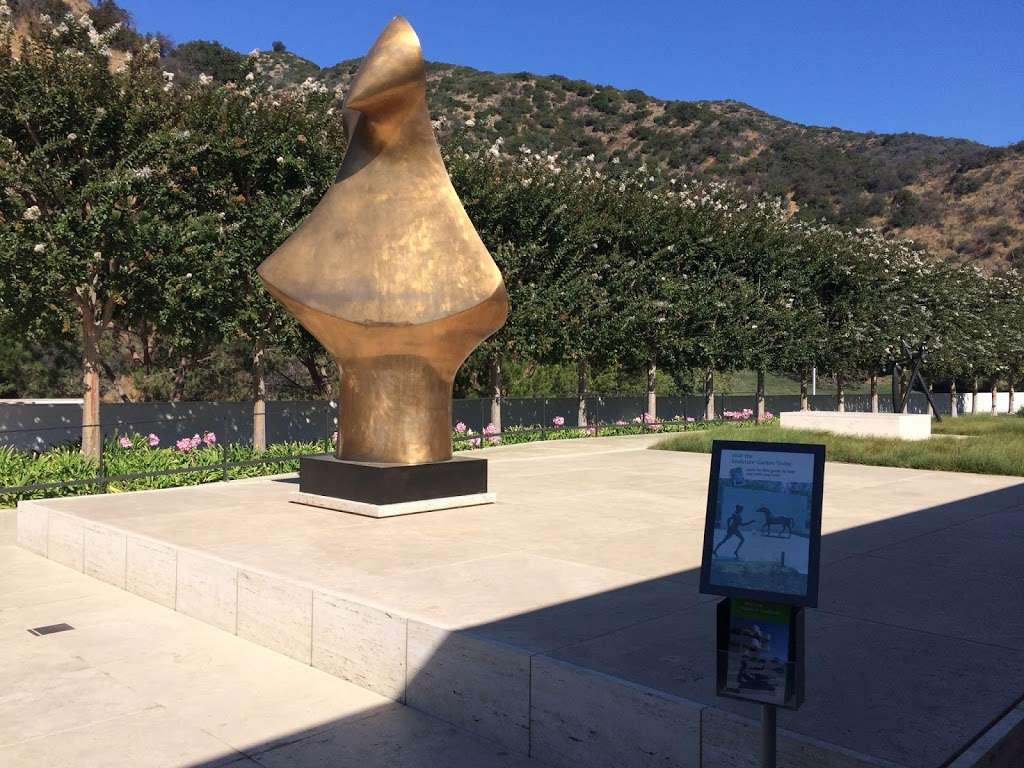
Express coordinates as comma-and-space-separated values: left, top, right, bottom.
713, 504, 757, 559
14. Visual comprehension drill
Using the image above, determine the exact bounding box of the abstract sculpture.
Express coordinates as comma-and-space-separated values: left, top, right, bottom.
890, 338, 941, 421
258, 17, 508, 467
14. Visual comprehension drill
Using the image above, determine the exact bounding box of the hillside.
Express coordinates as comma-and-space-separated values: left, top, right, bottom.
13, 2, 1024, 269
164, 40, 1024, 270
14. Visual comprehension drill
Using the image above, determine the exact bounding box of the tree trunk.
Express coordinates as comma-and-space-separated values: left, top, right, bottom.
576, 359, 589, 428
835, 374, 845, 413
704, 370, 715, 421
949, 380, 958, 418
900, 369, 910, 413
100, 360, 132, 403
253, 341, 267, 452
869, 374, 879, 413
171, 356, 189, 401
302, 354, 330, 399
927, 383, 935, 417
646, 360, 657, 421
971, 377, 978, 415
799, 371, 809, 411
1010, 382, 1016, 415
755, 369, 766, 422
991, 379, 999, 415
489, 353, 503, 434
80, 320, 102, 460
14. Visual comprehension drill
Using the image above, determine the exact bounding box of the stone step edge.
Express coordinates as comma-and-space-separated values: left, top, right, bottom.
13, 499, 970, 768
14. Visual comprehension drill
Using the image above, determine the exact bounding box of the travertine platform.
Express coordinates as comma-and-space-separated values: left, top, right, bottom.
781, 410, 933, 440
16, 435, 1024, 768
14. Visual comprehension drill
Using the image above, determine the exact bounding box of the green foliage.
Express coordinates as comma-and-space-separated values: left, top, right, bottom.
164, 40, 246, 82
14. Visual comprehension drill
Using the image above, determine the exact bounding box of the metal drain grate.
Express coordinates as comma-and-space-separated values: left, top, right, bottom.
27, 623, 74, 636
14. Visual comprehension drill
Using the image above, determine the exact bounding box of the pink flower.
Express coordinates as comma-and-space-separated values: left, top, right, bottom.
202, 431, 217, 445
330, 431, 338, 444
764, 411, 775, 420
483, 423, 498, 435
147, 433, 160, 447
455, 422, 467, 434
175, 438, 192, 451
552, 415, 565, 427
686, 417, 695, 423
643, 413, 662, 431
470, 437, 481, 448
189, 434, 202, 449
118, 436, 132, 449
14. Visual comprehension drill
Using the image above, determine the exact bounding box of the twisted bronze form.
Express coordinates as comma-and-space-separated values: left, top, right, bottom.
258, 17, 508, 464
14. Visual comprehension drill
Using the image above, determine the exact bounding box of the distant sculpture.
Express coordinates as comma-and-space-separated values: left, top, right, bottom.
891, 338, 941, 421
258, 17, 509, 464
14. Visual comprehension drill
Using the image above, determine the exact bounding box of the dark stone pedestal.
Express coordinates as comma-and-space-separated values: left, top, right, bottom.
298, 454, 489, 505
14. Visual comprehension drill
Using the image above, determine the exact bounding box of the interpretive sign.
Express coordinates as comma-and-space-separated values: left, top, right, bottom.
716, 598, 804, 709
700, 441, 825, 607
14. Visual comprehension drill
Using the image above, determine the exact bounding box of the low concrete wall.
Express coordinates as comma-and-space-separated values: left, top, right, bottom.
780, 411, 933, 440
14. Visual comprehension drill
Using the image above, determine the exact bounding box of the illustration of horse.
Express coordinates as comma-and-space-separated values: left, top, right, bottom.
758, 506, 793, 537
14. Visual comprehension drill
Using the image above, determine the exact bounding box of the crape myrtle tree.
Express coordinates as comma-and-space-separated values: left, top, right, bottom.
722, 198, 822, 421
0, 13, 213, 457
448, 145, 568, 432
599, 168, 683, 422
550, 159, 631, 427
658, 181, 758, 421
798, 224, 889, 412
925, 265, 1001, 417
977, 271, 1021, 414
172, 70, 344, 449
997, 271, 1024, 414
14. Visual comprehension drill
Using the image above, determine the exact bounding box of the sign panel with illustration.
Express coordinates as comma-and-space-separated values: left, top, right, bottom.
700, 441, 825, 607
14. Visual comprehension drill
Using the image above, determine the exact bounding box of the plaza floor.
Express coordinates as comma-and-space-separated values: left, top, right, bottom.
13, 434, 1024, 767
0, 543, 540, 767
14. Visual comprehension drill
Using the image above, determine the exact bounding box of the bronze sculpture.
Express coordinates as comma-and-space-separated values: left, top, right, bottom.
258, 17, 509, 465
890, 338, 941, 420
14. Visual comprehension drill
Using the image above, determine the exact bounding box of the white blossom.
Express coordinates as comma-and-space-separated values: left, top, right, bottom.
33, 243, 46, 253
162, 71, 174, 82
22, 206, 41, 221
245, 72, 255, 81
198, 73, 213, 85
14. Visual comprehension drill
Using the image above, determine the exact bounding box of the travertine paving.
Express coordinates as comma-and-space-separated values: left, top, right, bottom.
15, 434, 1024, 767
0, 545, 540, 768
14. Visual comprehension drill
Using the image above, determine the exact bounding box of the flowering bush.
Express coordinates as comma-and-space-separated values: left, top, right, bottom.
723, 408, 755, 421
482, 422, 501, 445
552, 415, 565, 427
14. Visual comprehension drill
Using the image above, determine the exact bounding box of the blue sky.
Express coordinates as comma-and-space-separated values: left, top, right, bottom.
119, 1, 1023, 147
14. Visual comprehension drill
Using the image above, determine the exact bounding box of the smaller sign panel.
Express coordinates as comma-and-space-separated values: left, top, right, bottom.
700, 440, 825, 607
716, 598, 804, 709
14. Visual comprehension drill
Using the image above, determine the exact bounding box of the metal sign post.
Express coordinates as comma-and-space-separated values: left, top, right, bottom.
761, 703, 776, 768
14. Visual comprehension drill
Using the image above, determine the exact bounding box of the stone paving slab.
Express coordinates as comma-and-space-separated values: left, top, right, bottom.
16, 434, 1024, 767
0, 545, 541, 768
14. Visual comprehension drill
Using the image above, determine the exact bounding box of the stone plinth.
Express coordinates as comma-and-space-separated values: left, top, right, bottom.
293, 453, 493, 517
780, 410, 932, 440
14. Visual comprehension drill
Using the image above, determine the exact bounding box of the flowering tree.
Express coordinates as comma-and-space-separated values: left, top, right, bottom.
168, 60, 344, 448
0, 11, 206, 457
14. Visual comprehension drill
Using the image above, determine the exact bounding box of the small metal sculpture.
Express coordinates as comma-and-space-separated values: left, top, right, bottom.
258, 17, 509, 464
891, 338, 941, 421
